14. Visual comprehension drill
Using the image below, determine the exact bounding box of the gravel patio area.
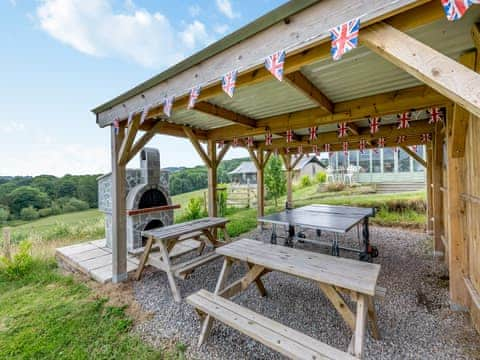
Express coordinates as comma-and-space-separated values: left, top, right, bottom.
133, 226, 480, 359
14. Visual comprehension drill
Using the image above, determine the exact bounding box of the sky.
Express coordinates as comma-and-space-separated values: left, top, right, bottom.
0, 0, 286, 176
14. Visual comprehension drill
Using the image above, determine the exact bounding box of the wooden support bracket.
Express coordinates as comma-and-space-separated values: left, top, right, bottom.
184, 126, 212, 168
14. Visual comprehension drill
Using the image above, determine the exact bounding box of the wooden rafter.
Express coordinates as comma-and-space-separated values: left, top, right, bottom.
208, 85, 446, 140
285, 71, 333, 113
124, 121, 166, 164
247, 148, 261, 170
193, 102, 257, 128
362, 22, 480, 118
217, 143, 231, 163
139, 119, 208, 140
291, 154, 305, 169
183, 126, 212, 168
400, 145, 426, 168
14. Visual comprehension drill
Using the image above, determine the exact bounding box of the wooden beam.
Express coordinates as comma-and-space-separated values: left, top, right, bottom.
362, 22, 480, 118
450, 52, 476, 158
247, 148, 261, 170
194, 102, 257, 128
471, 23, 480, 53
142, 120, 208, 140
257, 151, 265, 217
446, 104, 469, 310
400, 145, 426, 168
217, 143, 231, 163
263, 151, 272, 167
125, 121, 166, 164
207, 140, 217, 217
348, 123, 359, 136
285, 71, 333, 113
183, 126, 212, 168
111, 124, 127, 283
432, 122, 445, 256
208, 85, 446, 140
118, 115, 141, 165
426, 144, 433, 234
291, 154, 305, 170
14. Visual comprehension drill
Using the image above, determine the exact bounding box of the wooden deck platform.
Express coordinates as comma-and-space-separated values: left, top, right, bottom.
55, 238, 201, 284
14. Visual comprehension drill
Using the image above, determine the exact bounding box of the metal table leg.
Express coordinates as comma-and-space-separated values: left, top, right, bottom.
270, 224, 277, 244
285, 225, 295, 247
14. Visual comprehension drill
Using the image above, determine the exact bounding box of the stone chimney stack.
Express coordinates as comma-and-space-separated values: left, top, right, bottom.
140, 148, 161, 185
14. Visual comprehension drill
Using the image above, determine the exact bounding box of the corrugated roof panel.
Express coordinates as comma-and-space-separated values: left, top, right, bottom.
169, 109, 233, 130
207, 79, 318, 119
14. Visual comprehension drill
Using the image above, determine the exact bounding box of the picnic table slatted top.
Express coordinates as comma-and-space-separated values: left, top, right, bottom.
141, 217, 228, 241
258, 204, 374, 233
217, 239, 381, 296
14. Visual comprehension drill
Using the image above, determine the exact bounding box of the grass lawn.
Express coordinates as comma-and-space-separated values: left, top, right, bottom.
0, 258, 185, 359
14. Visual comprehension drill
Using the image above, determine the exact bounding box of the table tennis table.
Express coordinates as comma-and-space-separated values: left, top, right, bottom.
258, 204, 378, 261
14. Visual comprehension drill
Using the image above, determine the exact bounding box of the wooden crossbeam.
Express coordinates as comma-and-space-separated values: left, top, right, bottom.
348, 123, 359, 136
362, 22, 480, 118
400, 145, 426, 168
183, 126, 212, 168
247, 148, 261, 170
118, 115, 141, 165
217, 143, 231, 163
291, 154, 304, 169
208, 85, 446, 140
285, 71, 333, 113
193, 102, 257, 128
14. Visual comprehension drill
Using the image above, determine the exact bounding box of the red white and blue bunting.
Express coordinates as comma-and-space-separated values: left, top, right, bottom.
313, 144, 319, 155
264, 50, 286, 82
396, 135, 407, 144
359, 139, 367, 154
265, 130, 273, 146
233, 137, 239, 147
397, 112, 411, 129
163, 96, 174, 118
329, 18, 360, 61
378, 137, 385, 148
421, 133, 432, 143
297, 145, 303, 154
217, 140, 224, 149
343, 141, 349, 155
427, 107, 443, 124
140, 105, 150, 125
309, 126, 317, 141
286, 129, 294, 143
246, 136, 254, 147
187, 86, 201, 109
113, 118, 120, 135
441, 0, 480, 21
222, 70, 238, 98
368, 117, 381, 135
127, 111, 135, 126
338, 122, 348, 138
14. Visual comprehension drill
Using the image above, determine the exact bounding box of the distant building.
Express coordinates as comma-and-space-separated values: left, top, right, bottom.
229, 155, 325, 185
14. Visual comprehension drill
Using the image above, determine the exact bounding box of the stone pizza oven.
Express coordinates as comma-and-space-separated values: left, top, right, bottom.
98, 147, 175, 251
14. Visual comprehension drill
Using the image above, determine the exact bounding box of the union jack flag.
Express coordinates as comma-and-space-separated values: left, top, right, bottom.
368, 117, 381, 135
187, 86, 201, 109
297, 145, 303, 154
127, 112, 134, 126
246, 137, 254, 148
397, 112, 411, 129
140, 105, 150, 125
396, 135, 407, 144
313, 144, 319, 155
265, 131, 272, 146
427, 107, 443, 124
264, 50, 286, 81
378, 137, 386, 148
286, 147, 291, 154
441, 0, 477, 21
309, 126, 317, 141
330, 18, 360, 61
217, 140, 224, 149
411, 145, 418, 152
233, 137, 239, 147
163, 96, 174, 117
421, 133, 432, 143
324, 143, 331, 153
338, 122, 348, 137
113, 118, 120, 135
222, 70, 237, 98
286, 129, 294, 143
359, 139, 367, 154
343, 141, 349, 155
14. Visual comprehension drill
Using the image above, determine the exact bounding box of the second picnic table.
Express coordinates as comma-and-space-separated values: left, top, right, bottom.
135, 217, 229, 302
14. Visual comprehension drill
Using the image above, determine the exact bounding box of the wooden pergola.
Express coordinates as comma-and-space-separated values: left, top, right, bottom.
93, 1, 480, 333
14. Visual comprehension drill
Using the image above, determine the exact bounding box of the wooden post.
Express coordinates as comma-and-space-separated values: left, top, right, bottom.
207, 140, 218, 217
446, 104, 469, 310
426, 145, 433, 235
111, 125, 128, 283
257, 151, 265, 217
2, 227, 11, 261
433, 123, 445, 257
282, 154, 293, 208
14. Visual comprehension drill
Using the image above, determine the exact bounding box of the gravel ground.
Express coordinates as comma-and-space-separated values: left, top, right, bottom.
134, 226, 480, 359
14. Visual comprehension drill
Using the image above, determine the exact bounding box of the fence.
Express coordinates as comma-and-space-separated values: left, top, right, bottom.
227, 185, 257, 209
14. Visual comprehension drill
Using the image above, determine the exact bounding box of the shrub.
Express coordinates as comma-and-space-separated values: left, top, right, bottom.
38, 208, 53, 217
0, 240, 34, 279
0, 207, 9, 223
299, 175, 312, 188
218, 190, 227, 217
315, 171, 327, 184
326, 182, 346, 192
63, 198, 89, 213
184, 197, 205, 220
20, 206, 40, 221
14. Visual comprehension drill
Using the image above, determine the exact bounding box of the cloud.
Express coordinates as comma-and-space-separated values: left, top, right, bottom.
214, 24, 230, 35
1, 121, 25, 134
36, 0, 213, 68
188, 4, 201, 17
215, 0, 239, 19
180, 20, 212, 49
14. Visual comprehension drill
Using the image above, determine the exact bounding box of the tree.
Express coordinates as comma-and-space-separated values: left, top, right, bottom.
0, 207, 9, 223
56, 176, 77, 198
7, 186, 50, 215
31, 175, 58, 198
20, 206, 40, 221
265, 155, 286, 207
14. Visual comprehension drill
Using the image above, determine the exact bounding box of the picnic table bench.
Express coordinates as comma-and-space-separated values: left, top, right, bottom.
135, 217, 229, 302
187, 239, 384, 359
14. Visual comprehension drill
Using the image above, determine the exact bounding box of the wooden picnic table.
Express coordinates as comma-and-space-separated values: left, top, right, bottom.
135, 217, 229, 302
188, 238, 383, 359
